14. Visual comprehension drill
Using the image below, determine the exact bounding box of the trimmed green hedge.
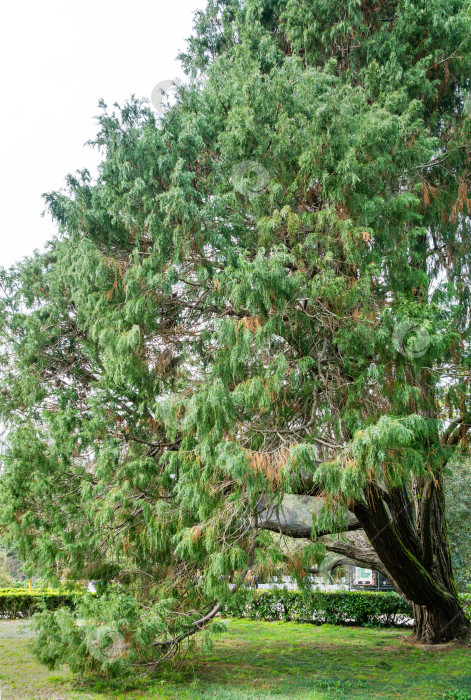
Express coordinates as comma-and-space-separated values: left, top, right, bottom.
1, 587, 468, 625
223, 589, 413, 627
0, 589, 76, 619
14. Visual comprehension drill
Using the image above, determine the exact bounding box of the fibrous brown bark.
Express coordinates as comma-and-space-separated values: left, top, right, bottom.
412, 601, 470, 644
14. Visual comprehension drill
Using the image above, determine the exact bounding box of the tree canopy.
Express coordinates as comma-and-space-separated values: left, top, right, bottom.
1, 0, 471, 674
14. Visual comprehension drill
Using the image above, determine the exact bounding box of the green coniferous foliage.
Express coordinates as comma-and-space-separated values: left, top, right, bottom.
1, 0, 471, 675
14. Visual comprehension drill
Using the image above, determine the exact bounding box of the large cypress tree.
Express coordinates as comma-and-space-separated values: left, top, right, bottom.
1, 0, 470, 674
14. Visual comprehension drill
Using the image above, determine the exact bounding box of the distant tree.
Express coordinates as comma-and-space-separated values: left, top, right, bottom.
0, 0, 471, 676
446, 458, 471, 592
0, 549, 12, 588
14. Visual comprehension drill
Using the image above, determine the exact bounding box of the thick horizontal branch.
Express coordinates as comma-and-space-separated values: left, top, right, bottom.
256, 494, 361, 539
321, 537, 390, 578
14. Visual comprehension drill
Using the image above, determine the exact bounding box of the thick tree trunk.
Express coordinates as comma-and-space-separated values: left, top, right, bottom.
353, 480, 470, 644
412, 600, 470, 644
410, 471, 470, 644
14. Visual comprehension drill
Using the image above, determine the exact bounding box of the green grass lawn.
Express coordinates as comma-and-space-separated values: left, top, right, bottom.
1, 618, 471, 700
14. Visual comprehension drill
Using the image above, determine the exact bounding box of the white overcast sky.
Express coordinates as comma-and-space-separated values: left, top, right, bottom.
0, 0, 206, 269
